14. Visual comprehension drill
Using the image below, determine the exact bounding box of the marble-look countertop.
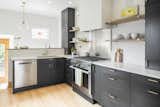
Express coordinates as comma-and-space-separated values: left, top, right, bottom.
10, 55, 160, 79
10, 55, 76, 61
92, 60, 160, 79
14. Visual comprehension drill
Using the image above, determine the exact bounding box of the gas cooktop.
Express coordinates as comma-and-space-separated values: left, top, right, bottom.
75, 56, 107, 61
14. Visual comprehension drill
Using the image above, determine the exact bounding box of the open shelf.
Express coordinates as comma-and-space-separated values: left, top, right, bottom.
106, 14, 145, 25
69, 29, 79, 32
112, 39, 145, 43
69, 41, 91, 44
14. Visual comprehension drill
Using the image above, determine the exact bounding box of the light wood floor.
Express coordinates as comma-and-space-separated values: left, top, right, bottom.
0, 84, 101, 107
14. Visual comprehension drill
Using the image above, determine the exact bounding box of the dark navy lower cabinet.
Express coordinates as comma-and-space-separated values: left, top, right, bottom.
37, 58, 65, 87
65, 59, 73, 86
131, 74, 160, 107
37, 59, 51, 86
92, 65, 130, 107
92, 65, 160, 107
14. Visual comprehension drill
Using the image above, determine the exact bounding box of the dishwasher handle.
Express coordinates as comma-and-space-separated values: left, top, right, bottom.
18, 61, 36, 65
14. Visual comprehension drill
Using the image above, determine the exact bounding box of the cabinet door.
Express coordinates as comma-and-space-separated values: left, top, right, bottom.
50, 58, 65, 84
101, 69, 130, 107
79, 0, 101, 31
65, 59, 73, 85
131, 74, 160, 107
62, 9, 68, 49
37, 59, 51, 86
146, 0, 160, 61
92, 65, 104, 104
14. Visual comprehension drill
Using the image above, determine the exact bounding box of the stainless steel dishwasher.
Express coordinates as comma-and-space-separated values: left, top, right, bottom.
14, 59, 37, 89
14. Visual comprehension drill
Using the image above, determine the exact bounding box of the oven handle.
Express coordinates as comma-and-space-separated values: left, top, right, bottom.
69, 66, 90, 74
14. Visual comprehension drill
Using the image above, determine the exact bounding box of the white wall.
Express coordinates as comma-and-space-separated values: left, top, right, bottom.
112, 20, 145, 66
76, 29, 111, 58
0, 9, 61, 48
76, 20, 145, 66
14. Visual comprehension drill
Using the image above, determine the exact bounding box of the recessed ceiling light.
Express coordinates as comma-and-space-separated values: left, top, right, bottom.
47, 1, 53, 5
67, 1, 73, 5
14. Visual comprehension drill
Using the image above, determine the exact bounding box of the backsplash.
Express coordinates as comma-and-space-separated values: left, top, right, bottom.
75, 29, 111, 58
76, 20, 145, 66
112, 20, 145, 66
111, 42, 145, 66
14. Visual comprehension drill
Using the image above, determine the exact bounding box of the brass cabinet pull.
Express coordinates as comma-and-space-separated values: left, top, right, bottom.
147, 90, 159, 95
108, 69, 115, 72
108, 77, 116, 81
147, 79, 159, 83
108, 94, 116, 100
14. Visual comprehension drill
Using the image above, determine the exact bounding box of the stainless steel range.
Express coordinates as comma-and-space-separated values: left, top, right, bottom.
70, 56, 107, 103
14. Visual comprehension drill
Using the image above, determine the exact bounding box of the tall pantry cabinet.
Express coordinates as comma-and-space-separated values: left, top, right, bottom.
146, 0, 160, 70
61, 8, 75, 54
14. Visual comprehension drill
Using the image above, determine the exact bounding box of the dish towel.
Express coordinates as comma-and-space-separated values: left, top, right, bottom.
75, 69, 83, 87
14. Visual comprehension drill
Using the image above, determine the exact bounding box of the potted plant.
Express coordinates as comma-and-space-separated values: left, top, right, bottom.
71, 47, 77, 57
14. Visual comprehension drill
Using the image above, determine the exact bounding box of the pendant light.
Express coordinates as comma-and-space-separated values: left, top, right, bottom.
18, 0, 30, 35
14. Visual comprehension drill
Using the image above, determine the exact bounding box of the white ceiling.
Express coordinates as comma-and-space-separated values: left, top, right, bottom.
0, 0, 79, 17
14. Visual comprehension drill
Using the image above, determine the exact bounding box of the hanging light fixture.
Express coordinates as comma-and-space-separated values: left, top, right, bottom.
18, 0, 30, 34
21, 1, 30, 30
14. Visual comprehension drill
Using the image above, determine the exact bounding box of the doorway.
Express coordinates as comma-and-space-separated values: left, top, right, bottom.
0, 39, 9, 89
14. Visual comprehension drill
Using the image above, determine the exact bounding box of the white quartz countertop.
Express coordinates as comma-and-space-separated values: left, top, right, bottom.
92, 60, 160, 79
10, 55, 75, 61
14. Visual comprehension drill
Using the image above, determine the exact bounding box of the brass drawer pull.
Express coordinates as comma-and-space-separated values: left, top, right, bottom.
147, 79, 159, 83
108, 94, 116, 100
108, 77, 116, 81
108, 69, 115, 72
147, 90, 159, 95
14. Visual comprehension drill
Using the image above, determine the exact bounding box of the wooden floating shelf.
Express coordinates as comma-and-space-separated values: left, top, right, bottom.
69, 41, 91, 44
69, 29, 79, 32
112, 39, 145, 42
106, 14, 145, 25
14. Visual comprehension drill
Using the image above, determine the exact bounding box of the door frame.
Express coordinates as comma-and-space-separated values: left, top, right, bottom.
0, 38, 9, 82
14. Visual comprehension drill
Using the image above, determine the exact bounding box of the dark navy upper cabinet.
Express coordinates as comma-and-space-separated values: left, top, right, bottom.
146, 0, 160, 70
61, 8, 75, 54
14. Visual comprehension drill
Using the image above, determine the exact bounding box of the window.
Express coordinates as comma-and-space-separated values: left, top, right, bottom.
32, 28, 49, 39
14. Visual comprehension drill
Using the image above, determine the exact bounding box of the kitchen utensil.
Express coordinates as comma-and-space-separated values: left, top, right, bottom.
130, 33, 138, 40
112, 34, 124, 41
124, 34, 131, 40
115, 48, 123, 63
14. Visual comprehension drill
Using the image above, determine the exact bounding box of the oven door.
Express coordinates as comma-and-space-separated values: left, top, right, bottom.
70, 66, 92, 97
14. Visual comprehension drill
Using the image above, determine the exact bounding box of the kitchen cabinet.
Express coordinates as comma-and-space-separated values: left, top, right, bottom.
61, 8, 75, 54
37, 59, 51, 86
92, 65, 104, 104
50, 58, 65, 84
65, 59, 73, 86
146, 0, 160, 70
92, 65, 130, 107
78, 0, 112, 31
37, 58, 65, 86
112, 0, 145, 20
131, 74, 160, 107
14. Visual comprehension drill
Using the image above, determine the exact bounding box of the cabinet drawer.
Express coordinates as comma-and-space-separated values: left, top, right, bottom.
103, 67, 129, 79
101, 88, 130, 107
103, 73, 130, 91
131, 74, 160, 89
131, 80, 160, 107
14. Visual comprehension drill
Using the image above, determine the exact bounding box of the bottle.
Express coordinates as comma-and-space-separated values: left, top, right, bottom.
115, 48, 123, 63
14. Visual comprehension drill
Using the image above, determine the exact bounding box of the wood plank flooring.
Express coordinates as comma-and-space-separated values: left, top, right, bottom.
0, 84, 101, 107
